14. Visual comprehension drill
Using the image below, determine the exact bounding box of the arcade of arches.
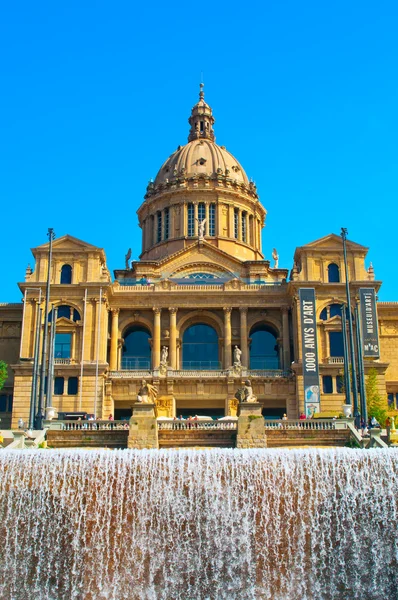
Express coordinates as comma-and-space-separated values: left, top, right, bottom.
2, 86, 398, 430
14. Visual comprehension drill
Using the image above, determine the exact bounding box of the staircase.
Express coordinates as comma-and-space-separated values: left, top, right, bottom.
266, 428, 351, 448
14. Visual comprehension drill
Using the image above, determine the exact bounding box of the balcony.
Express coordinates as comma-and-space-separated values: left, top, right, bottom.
326, 357, 344, 365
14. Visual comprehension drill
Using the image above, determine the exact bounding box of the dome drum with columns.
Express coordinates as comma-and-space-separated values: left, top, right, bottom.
137, 85, 265, 262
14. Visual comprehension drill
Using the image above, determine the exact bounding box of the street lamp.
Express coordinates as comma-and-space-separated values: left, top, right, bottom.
36, 228, 55, 430
341, 228, 360, 428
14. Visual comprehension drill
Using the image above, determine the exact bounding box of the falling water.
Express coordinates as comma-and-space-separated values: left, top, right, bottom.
0, 448, 397, 600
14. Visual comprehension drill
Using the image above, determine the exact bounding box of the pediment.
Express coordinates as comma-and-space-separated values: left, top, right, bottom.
297, 233, 368, 253
323, 315, 342, 325
156, 241, 245, 277
55, 316, 76, 326
33, 234, 102, 254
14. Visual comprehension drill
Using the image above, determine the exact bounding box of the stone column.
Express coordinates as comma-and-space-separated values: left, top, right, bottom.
153, 308, 161, 369
194, 203, 199, 236
325, 329, 330, 359
240, 307, 248, 367
169, 308, 178, 369
282, 308, 291, 371
223, 307, 232, 369
110, 309, 120, 370
181, 204, 186, 236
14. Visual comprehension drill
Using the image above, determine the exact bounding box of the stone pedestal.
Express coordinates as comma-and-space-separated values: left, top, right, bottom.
128, 403, 159, 449
236, 402, 267, 448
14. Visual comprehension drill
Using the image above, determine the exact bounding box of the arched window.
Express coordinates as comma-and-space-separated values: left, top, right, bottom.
198, 202, 206, 233
156, 211, 162, 243
242, 212, 247, 242
48, 305, 80, 322
60, 264, 72, 284
182, 323, 219, 370
209, 204, 216, 236
328, 263, 340, 283
164, 208, 169, 240
250, 324, 280, 369
188, 204, 194, 237
234, 209, 239, 239
122, 326, 151, 370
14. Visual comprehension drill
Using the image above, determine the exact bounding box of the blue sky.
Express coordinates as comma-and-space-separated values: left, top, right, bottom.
1, 1, 397, 301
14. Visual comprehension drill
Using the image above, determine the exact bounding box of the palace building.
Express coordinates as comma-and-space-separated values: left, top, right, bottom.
1, 86, 398, 429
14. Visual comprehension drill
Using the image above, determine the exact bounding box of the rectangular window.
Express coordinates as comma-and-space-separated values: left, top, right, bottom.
209, 204, 216, 236
55, 333, 72, 358
329, 331, 344, 357
322, 375, 333, 394
54, 377, 64, 395
336, 375, 344, 394
0, 395, 7, 412
242, 212, 247, 243
164, 208, 169, 240
388, 393, 394, 408
68, 377, 78, 395
188, 203, 194, 237
234, 209, 239, 239
156, 211, 162, 243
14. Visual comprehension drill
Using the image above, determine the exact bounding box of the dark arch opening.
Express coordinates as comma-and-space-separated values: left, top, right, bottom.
328, 263, 340, 283
60, 264, 72, 284
182, 323, 219, 370
122, 326, 151, 370
250, 324, 280, 369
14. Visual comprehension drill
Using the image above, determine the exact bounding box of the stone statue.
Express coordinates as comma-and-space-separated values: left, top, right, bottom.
125, 248, 132, 270
161, 346, 169, 365
233, 345, 242, 366
235, 380, 257, 403
272, 248, 279, 269
137, 379, 158, 404
196, 218, 207, 240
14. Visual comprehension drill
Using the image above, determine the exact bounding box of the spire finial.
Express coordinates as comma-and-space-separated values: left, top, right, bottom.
199, 82, 204, 100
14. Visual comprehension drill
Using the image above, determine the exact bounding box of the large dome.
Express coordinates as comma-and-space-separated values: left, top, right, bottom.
154, 139, 249, 186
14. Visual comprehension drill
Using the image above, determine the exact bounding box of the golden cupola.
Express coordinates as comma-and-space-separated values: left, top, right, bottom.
137, 85, 266, 262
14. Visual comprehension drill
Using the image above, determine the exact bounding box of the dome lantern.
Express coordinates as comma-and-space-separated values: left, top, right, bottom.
188, 83, 215, 142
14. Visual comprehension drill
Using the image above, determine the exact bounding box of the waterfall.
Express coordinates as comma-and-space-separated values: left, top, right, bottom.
0, 448, 397, 600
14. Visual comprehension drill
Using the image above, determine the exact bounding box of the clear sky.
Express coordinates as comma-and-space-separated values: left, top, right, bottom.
1, 1, 397, 302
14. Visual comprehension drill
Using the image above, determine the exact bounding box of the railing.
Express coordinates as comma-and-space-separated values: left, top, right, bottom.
158, 419, 237, 431
327, 357, 344, 364
167, 370, 226, 378
109, 370, 152, 378
263, 419, 343, 430
108, 369, 291, 379
249, 369, 291, 378
113, 282, 283, 292
56, 420, 130, 431
54, 358, 72, 365
121, 358, 151, 370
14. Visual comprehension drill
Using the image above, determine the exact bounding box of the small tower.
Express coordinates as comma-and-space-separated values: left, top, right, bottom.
188, 83, 215, 142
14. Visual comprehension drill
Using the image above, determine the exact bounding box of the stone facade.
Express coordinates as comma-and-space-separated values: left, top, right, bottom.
1, 86, 398, 428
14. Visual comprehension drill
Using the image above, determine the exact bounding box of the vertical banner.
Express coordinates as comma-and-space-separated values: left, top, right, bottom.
359, 288, 380, 358
299, 288, 321, 417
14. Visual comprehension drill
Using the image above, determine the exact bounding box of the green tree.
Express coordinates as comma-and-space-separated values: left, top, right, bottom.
0, 361, 8, 391
366, 367, 388, 426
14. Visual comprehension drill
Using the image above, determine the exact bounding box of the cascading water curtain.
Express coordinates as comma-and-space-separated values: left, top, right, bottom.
0, 448, 397, 600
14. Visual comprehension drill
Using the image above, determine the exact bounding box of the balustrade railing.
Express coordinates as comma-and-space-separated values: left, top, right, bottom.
263, 419, 343, 430
158, 419, 237, 431
57, 420, 130, 431
327, 357, 344, 364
